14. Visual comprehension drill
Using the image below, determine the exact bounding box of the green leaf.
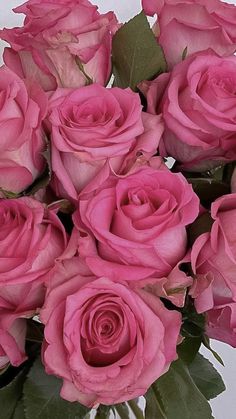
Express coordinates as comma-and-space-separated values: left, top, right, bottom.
177, 337, 202, 365
152, 359, 214, 419
127, 399, 145, 419
181, 299, 206, 339
202, 335, 224, 366
145, 386, 167, 419
112, 12, 166, 91
0, 367, 28, 419
189, 354, 225, 400
24, 358, 89, 419
13, 400, 26, 419
114, 403, 130, 419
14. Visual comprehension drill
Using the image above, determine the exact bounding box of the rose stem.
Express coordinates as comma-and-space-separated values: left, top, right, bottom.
114, 403, 130, 419
127, 400, 145, 419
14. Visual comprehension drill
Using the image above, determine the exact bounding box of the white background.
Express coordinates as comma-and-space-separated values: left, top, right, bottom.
0, 1, 236, 418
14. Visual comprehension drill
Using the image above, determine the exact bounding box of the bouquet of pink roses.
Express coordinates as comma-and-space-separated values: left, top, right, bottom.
1, 0, 236, 417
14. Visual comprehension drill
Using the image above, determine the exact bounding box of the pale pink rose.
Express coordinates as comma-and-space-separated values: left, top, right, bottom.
0, 65, 47, 194
0, 0, 118, 91
158, 52, 236, 171
47, 84, 163, 200
0, 197, 68, 285
190, 194, 236, 346
142, 0, 236, 68
73, 164, 199, 285
41, 257, 181, 407
0, 281, 44, 369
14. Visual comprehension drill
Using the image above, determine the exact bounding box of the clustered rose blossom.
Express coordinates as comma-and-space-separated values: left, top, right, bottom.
0, 197, 68, 285
74, 162, 198, 289
190, 194, 236, 347
142, 52, 236, 172
1, 0, 236, 410
0, 65, 47, 194
0, 282, 44, 369
41, 257, 181, 407
0, 0, 118, 91
0, 197, 68, 367
47, 84, 163, 201
142, 0, 236, 68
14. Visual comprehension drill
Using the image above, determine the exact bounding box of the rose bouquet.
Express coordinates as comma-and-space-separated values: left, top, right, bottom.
0, 0, 235, 418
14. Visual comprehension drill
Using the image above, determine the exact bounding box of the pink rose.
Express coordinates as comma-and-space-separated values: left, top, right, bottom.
139, 73, 170, 115
0, 65, 47, 195
0, 0, 118, 91
41, 257, 181, 406
47, 84, 163, 200
206, 303, 236, 347
159, 52, 236, 171
73, 164, 199, 284
0, 197, 68, 285
0, 282, 44, 369
190, 194, 236, 346
142, 0, 236, 68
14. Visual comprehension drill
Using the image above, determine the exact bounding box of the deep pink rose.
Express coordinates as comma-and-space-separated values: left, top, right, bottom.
0, 0, 118, 91
190, 194, 236, 346
47, 84, 163, 200
142, 0, 236, 68
73, 164, 199, 286
0, 65, 47, 194
0, 197, 68, 285
0, 282, 44, 369
41, 257, 181, 406
159, 52, 236, 171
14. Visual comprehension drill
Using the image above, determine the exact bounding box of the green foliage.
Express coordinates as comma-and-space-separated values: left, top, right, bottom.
146, 359, 214, 419
145, 385, 167, 419
112, 12, 166, 91
189, 354, 225, 400
23, 357, 89, 419
114, 403, 130, 419
12, 400, 26, 419
177, 337, 202, 365
202, 335, 225, 366
181, 300, 206, 338
0, 367, 27, 419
